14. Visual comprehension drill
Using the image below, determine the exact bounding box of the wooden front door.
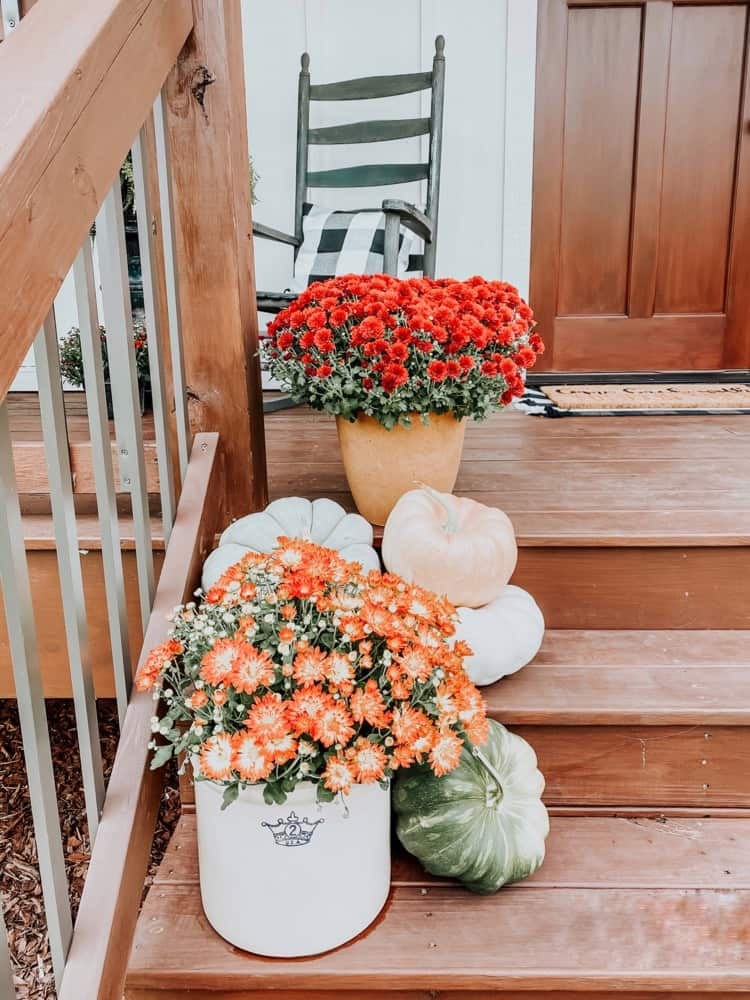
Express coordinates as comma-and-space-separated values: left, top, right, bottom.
530, 0, 750, 372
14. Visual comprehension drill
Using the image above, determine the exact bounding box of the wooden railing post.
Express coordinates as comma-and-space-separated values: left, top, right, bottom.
164, 0, 268, 521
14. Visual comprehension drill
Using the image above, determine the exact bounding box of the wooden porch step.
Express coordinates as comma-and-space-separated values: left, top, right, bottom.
125, 811, 750, 997
266, 408, 750, 630
169, 629, 750, 813
0, 515, 167, 699
487, 629, 750, 810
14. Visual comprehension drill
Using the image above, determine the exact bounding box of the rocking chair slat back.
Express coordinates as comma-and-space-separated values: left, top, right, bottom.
309, 70, 432, 101
308, 117, 431, 145
287, 36, 445, 279
307, 163, 430, 188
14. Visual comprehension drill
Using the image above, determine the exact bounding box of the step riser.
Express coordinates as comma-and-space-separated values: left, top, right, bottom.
0, 549, 165, 698
516, 724, 750, 809
512, 546, 750, 629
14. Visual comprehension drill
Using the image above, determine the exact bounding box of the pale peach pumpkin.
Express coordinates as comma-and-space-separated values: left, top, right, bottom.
381, 487, 517, 608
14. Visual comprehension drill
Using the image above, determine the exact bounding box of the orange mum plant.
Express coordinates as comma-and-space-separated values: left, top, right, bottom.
136, 538, 488, 808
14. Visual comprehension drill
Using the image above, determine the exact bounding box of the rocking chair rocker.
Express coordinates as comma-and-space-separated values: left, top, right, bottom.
253, 35, 447, 318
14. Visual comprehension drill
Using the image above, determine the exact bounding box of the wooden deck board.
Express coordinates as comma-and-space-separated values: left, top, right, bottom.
487, 629, 750, 725
264, 406, 750, 547
126, 813, 750, 996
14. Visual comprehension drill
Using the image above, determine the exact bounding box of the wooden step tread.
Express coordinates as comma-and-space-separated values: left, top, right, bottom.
22, 513, 166, 550
490, 629, 750, 725
126, 813, 750, 995
266, 407, 750, 548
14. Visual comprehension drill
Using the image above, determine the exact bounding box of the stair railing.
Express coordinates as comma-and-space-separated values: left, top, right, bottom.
0, 0, 266, 995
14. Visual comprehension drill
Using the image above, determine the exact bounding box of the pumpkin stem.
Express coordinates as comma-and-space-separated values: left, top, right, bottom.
416, 482, 459, 534
471, 745, 504, 797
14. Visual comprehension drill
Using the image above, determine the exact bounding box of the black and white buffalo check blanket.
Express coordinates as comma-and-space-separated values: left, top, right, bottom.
289, 202, 419, 292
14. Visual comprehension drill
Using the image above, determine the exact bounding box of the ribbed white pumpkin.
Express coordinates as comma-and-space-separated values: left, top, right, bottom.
453, 586, 545, 686
201, 497, 380, 590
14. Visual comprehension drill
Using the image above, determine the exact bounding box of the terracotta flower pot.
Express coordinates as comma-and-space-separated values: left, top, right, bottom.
336, 412, 467, 526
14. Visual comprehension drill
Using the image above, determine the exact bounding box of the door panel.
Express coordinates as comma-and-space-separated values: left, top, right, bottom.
531, 0, 750, 372
655, 5, 745, 315
558, 7, 641, 316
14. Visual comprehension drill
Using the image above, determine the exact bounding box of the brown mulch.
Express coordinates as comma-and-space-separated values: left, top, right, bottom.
0, 698, 180, 999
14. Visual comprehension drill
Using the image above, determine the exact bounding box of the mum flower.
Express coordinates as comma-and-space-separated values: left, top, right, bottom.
142, 538, 488, 806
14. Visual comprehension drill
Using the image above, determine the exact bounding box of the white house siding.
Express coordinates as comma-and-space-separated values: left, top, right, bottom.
11, 1, 537, 391
242, 0, 538, 295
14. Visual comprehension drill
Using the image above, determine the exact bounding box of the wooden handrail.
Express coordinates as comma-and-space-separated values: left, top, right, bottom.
0, 0, 193, 401
58, 432, 222, 1000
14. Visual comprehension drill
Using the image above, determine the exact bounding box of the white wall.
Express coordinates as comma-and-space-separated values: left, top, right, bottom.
11, 1, 538, 392
242, 0, 537, 295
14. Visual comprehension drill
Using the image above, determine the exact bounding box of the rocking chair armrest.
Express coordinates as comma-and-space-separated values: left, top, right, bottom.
252, 221, 301, 247
381, 199, 433, 242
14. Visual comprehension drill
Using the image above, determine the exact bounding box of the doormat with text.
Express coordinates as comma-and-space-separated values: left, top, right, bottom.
516, 383, 750, 417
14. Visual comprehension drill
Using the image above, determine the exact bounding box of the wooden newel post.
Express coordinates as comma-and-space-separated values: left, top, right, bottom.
164, 0, 267, 520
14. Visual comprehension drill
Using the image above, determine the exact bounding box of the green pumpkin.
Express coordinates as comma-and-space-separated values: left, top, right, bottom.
393, 721, 549, 894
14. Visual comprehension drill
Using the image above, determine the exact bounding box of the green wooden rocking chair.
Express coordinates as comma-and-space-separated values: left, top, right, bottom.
254, 35, 446, 316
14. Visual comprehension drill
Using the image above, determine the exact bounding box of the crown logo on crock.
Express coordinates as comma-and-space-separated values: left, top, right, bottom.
261, 811, 324, 847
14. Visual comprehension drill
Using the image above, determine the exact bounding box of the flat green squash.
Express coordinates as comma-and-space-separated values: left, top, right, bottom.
393, 720, 549, 894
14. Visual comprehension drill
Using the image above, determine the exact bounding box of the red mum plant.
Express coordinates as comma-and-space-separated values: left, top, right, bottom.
263, 274, 542, 429
137, 539, 488, 808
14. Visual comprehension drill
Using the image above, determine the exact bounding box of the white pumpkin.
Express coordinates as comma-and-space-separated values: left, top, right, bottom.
453, 586, 544, 686
201, 497, 380, 589
382, 486, 517, 608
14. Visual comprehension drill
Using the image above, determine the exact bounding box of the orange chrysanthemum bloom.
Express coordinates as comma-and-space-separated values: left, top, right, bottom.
266, 732, 298, 765
244, 691, 288, 741
350, 679, 391, 728
429, 731, 464, 777
199, 733, 234, 780
339, 616, 366, 642
134, 638, 182, 692
201, 637, 252, 687
347, 738, 387, 784
231, 731, 273, 782
322, 755, 354, 793
325, 651, 354, 690
288, 685, 329, 737
292, 647, 328, 687
187, 689, 208, 710
397, 647, 433, 682
314, 701, 355, 748
229, 646, 276, 695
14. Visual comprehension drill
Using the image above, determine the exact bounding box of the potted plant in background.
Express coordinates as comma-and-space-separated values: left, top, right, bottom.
59, 323, 151, 418
263, 274, 543, 524
136, 537, 489, 957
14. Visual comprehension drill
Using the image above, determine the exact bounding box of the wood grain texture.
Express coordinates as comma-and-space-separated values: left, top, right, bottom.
125, 993, 750, 1000
724, 0, 750, 367
557, 5, 641, 316
0, 548, 164, 698
529, 0, 568, 366
0, 0, 193, 400
266, 407, 750, 547
488, 629, 750, 725
126, 815, 750, 995
627, 0, 673, 318
264, 406, 750, 628
655, 4, 746, 314
12, 440, 160, 494
552, 314, 725, 371
165, 0, 267, 519
59, 433, 222, 1000
530, 0, 750, 371
519, 723, 750, 808
154, 812, 750, 891
513, 546, 750, 629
